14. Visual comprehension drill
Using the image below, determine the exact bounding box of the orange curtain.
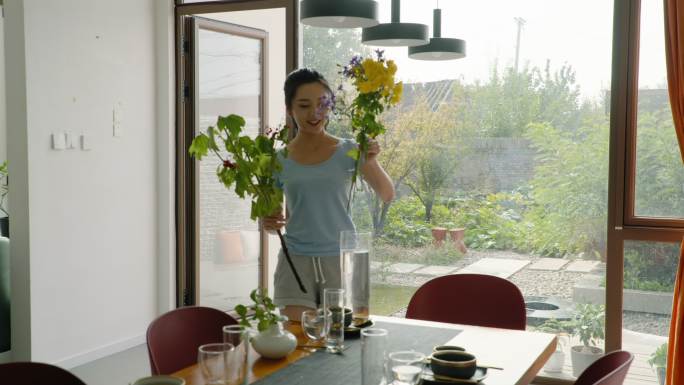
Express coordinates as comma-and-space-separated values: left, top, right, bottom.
668, 240, 684, 385
665, 0, 684, 383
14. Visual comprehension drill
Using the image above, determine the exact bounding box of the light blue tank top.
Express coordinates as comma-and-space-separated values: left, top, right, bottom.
275, 138, 357, 257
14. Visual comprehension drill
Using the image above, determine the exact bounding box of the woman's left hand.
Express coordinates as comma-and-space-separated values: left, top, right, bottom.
365, 139, 381, 163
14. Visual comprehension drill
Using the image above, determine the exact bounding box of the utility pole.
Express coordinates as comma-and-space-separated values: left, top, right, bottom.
514, 17, 526, 73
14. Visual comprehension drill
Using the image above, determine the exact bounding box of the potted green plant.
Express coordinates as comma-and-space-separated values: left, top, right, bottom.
0, 161, 8, 237
569, 304, 605, 377
648, 342, 667, 385
536, 318, 573, 373
235, 289, 296, 359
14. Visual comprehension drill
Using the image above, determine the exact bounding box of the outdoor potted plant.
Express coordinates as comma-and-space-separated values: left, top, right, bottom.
431, 226, 448, 246
648, 342, 667, 385
0, 161, 7, 237
570, 304, 605, 377
235, 289, 296, 359
536, 318, 573, 373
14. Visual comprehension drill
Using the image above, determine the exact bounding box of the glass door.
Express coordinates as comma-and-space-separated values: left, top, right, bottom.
178, 1, 294, 310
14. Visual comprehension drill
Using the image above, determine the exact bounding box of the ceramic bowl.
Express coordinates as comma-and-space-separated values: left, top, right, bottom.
429, 350, 477, 379
130, 375, 185, 385
433, 345, 466, 352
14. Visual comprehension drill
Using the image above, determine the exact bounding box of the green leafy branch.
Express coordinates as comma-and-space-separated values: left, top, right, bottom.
188, 114, 288, 220
235, 289, 287, 332
189, 114, 307, 293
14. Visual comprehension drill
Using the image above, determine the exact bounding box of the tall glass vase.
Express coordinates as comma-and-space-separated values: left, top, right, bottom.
340, 230, 372, 325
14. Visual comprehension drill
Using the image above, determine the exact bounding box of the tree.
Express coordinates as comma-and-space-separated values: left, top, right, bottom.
403, 101, 462, 222
523, 112, 609, 257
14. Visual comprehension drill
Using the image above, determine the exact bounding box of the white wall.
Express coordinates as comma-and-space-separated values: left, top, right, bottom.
0, 6, 7, 165
5, 0, 167, 366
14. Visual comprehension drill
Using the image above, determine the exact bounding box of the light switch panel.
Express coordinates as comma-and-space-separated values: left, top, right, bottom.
65, 131, 75, 149
52, 133, 66, 150
113, 102, 123, 137
80, 134, 91, 150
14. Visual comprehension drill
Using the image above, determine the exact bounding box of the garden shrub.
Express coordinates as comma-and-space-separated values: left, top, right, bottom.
623, 242, 679, 292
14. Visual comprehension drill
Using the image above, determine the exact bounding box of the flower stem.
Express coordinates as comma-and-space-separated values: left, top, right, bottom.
276, 229, 307, 293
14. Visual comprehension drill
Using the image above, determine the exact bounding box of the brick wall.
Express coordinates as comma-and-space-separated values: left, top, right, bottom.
453, 137, 536, 193
198, 122, 259, 262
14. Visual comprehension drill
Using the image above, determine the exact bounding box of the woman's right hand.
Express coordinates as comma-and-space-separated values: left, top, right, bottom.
263, 212, 286, 232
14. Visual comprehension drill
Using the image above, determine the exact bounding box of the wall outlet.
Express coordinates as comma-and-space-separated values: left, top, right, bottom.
51, 133, 66, 150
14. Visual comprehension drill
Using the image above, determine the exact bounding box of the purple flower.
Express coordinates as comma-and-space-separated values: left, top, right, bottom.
350, 55, 362, 67
375, 49, 385, 61
315, 95, 336, 118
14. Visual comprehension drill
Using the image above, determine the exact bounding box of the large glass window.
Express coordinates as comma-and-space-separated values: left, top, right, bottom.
303, 0, 615, 380
621, 240, 678, 385
633, 0, 684, 219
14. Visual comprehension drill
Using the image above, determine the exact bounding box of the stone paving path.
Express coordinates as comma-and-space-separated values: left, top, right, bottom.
377, 255, 595, 278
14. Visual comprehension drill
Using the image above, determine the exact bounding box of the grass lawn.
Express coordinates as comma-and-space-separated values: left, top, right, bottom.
370, 283, 418, 316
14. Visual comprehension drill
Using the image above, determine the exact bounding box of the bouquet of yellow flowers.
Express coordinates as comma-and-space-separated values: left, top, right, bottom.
338, 49, 403, 210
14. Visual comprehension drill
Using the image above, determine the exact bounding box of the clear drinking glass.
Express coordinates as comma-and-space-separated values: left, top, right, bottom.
198, 342, 235, 385
387, 351, 425, 385
361, 328, 389, 385
301, 309, 329, 343
340, 230, 372, 325
222, 325, 249, 385
323, 288, 345, 353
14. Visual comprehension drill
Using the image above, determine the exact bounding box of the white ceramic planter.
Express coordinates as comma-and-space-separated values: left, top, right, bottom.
655, 366, 666, 385
571, 345, 604, 377
251, 323, 297, 359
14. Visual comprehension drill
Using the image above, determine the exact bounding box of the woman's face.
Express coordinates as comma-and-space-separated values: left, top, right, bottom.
288, 81, 332, 135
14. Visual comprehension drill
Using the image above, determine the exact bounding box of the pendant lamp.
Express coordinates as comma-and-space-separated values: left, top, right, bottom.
300, 0, 379, 28
409, 8, 466, 60
362, 0, 429, 47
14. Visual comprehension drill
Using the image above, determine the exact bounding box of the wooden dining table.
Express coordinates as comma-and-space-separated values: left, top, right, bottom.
173, 315, 557, 385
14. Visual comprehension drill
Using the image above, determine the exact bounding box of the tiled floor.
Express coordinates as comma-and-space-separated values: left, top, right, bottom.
71, 343, 150, 385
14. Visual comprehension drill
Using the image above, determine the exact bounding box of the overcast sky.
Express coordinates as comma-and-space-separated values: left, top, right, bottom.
372, 0, 667, 101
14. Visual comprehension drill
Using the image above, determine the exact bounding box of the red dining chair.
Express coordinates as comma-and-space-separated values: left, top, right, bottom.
0, 362, 87, 385
146, 306, 238, 375
575, 350, 634, 385
405, 274, 527, 330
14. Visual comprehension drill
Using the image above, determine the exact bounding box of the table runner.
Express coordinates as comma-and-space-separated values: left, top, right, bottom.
252, 321, 462, 385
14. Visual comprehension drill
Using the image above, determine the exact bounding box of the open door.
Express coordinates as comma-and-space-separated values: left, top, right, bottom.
180, 12, 287, 311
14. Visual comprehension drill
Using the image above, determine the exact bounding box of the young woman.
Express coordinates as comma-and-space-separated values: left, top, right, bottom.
264, 68, 395, 321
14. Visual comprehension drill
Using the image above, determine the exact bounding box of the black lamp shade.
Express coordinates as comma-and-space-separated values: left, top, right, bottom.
300, 0, 379, 28
408, 37, 466, 60
362, 22, 429, 47
408, 9, 466, 60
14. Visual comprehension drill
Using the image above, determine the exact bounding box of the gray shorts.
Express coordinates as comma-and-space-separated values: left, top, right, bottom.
273, 250, 342, 309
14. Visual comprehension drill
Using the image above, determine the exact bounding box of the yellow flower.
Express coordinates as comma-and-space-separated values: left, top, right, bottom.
387, 60, 397, 76
390, 82, 403, 104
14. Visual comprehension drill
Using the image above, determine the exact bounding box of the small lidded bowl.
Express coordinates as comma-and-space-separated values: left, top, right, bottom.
429, 350, 477, 379
433, 345, 466, 353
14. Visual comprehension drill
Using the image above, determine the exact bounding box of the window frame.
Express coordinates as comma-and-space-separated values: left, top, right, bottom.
606, 0, 684, 352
